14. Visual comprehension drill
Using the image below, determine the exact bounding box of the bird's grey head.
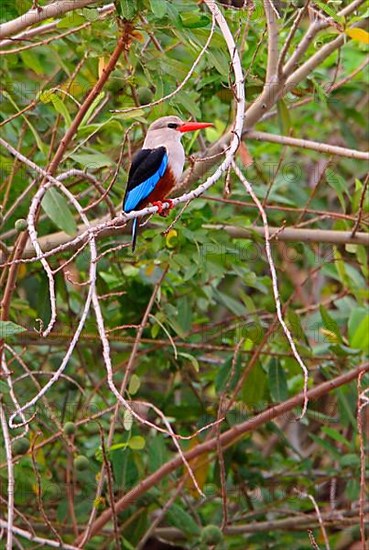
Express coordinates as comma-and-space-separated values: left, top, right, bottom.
145, 116, 184, 147
147, 116, 184, 133
144, 115, 213, 150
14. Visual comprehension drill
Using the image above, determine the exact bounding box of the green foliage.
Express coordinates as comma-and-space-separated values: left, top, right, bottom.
41, 187, 77, 235
74, 455, 90, 471
0, 320, 26, 339
0, 0, 368, 548
12, 437, 30, 455
200, 524, 224, 545
63, 421, 77, 435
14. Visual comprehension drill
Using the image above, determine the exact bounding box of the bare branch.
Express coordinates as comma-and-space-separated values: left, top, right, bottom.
277, 1, 311, 76
0, 0, 110, 40
205, 224, 369, 246
264, 0, 280, 82
0, 519, 79, 549
154, 506, 369, 536
178, 6, 368, 191
295, 490, 331, 550
232, 160, 309, 417
0, 398, 14, 550
3, 214, 368, 264
284, 19, 368, 94
74, 362, 369, 543
247, 130, 369, 160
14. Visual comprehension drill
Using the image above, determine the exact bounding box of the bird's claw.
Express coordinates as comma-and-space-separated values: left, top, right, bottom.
152, 201, 164, 214
152, 199, 174, 217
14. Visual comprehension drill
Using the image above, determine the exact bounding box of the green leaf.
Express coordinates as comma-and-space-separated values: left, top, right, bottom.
150, 0, 167, 18
179, 12, 210, 28
213, 289, 248, 317
313, 0, 342, 21
41, 188, 77, 236
148, 436, 168, 473
348, 309, 369, 353
128, 374, 141, 395
109, 442, 128, 452
321, 427, 351, 448
319, 305, 343, 344
20, 50, 44, 75
0, 380, 10, 394
80, 92, 105, 128
241, 363, 267, 408
0, 321, 26, 339
326, 169, 348, 211
128, 435, 145, 450
215, 356, 242, 393
111, 447, 138, 489
50, 94, 71, 128
40, 91, 71, 129
340, 453, 360, 467
166, 503, 201, 536
3, 91, 47, 155
287, 309, 308, 346
333, 247, 351, 289
177, 296, 192, 334
277, 99, 291, 135
207, 49, 229, 75
70, 151, 113, 169
115, 0, 138, 19
268, 359, 288, 402
123, 410, 133, 431
311, 76, 327, 105
57, 12, 85, 28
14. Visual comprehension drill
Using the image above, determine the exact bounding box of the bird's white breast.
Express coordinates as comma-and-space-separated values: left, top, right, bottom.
143, 131, 185, 183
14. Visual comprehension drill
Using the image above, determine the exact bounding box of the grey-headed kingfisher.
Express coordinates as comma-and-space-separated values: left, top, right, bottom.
122, 115, 213, 251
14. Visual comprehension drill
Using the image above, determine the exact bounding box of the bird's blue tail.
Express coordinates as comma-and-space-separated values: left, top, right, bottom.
131, 218, 138, 252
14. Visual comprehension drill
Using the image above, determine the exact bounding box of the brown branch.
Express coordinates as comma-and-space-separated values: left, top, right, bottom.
98, 424, 120, 549
46, 22, 133, 178
75, 362, 369, 544
78, 265, 169, 546
204, 224, 369, 246
154, 507, 368, 537
0, 25, 131, 378
0, 231, 29, 370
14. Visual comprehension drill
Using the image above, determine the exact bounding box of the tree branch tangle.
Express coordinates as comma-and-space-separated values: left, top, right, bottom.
0, 1, 368, 548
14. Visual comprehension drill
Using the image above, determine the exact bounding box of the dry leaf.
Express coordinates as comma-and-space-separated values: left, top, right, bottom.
238, 141, 253, 167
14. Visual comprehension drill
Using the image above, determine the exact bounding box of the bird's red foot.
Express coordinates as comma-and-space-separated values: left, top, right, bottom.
152, 199, 174, 217
152, 201, 164, 214
161, 199, 174, 217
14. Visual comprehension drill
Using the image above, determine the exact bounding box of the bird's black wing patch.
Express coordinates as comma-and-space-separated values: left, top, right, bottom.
123, 146, 168, 213
126, 147, 167, 191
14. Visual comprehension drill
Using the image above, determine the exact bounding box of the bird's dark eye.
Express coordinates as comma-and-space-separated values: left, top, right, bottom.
168, 123, 178, 129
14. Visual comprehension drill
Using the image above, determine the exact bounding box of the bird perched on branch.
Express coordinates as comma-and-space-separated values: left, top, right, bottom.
122, 115, 213, 251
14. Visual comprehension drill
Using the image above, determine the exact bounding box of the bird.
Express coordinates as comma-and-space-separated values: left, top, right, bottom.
122, 115, 213, 251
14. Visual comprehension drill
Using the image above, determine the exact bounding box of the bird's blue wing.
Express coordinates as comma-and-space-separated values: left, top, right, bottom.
123, 147, 168, 212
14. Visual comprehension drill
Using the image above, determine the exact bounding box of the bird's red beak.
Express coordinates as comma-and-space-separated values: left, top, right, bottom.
179, 121, 214, 133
